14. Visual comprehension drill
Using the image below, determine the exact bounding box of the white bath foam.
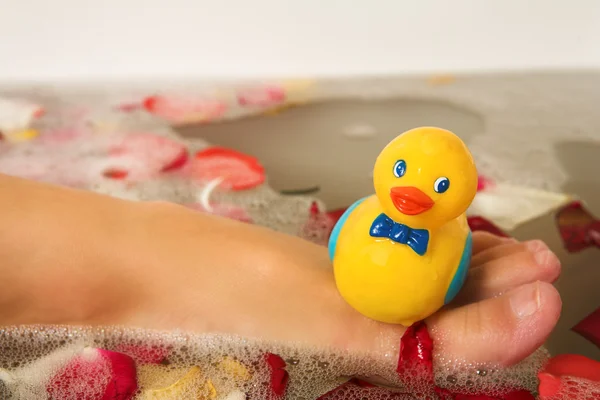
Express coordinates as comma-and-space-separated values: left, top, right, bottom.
0, 326, 549, 399
468, 183, 572, 231
432, 349, 549, 396
0, 97, 43, 133
219, 390, 247, 400
0, 337, 89, 399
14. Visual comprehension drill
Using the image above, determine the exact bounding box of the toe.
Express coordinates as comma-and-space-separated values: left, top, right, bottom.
457, 240, 561, 304
471, 239, 534, 268
471, 231, 516, 256
428, 281, 562, 366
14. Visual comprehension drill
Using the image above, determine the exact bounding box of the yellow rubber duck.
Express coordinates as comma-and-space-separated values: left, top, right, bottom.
328, 127, 478, 326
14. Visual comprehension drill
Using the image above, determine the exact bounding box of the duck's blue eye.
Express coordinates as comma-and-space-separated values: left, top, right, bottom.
393, 160, 406, 178
434, 177, 450, 193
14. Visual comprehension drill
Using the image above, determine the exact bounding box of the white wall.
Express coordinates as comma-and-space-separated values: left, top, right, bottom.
1, 0, 600, 83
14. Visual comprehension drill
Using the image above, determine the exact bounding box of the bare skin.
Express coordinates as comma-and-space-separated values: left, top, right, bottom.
0, 174, 562, 367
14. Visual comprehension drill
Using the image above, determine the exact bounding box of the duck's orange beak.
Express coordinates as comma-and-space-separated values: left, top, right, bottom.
390, 186, 434, 215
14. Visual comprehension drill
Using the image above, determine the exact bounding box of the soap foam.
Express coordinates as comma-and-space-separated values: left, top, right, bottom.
0, 326, 548, 399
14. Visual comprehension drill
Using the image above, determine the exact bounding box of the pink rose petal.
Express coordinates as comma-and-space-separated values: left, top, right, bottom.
105, 133, 189, 179
477, 175, 495, 192
237, 86, 286, 107
143, 95, 227, 124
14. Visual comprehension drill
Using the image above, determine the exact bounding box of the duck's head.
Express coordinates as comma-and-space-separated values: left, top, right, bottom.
373, 127, 478, 230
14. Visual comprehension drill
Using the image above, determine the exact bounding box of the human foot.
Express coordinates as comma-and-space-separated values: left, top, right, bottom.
0, 189, 562, 370
96, 204, 561, 368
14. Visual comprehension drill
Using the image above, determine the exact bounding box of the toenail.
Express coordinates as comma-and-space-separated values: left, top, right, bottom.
510, 283, 541, 319
525, 240, 553, 266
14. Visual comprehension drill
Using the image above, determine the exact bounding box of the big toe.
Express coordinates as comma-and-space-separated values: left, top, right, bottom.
428, 281, 562, 366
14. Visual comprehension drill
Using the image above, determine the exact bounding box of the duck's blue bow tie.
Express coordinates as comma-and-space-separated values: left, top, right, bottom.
369, 213, 430, 256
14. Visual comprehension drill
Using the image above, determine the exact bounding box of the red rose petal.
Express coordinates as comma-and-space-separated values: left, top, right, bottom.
434, 383, 535, 399
99, 349, 138, 400
47, 348, 137, 400
393, 322, 535, 399
161, 147, 189, 172
538, 372, 562, 398
558, 227, 592, 253
543, 354, 600, 382
307, 320, 538, 399
192, 146, 266, 191
113, 344, 169, 365
33, 107, 46, 118
301, 202, 337, 246
316, 378, 411, 399
462, 389, 534, 400
325, 206, 350, 240
443, 390, 534, 400
309, 201, 320, 216
502, 389, 538, 400
265, 353, 288, 399
266, 353, 286, 371
326, 207, 349, 225
477, 175, 495, 192
573, 308, 600, 350
351, 378, 376, 388
468, 216, 509, 237
555, 201, 600, 253
395, 321, 438, 399
397, 321, 434, 381
142, 96, 158, 112
103, 168, 129, 180
538, 373, 600, 400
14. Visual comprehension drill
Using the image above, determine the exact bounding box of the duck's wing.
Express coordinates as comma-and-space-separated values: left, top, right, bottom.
327, 197, 367, 261
444, 230, 473, 305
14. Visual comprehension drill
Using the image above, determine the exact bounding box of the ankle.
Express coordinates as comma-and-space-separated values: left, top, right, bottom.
0, 195, 146, 326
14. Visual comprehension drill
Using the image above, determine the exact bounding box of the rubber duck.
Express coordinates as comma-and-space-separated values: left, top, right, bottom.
328, 127, 478, 326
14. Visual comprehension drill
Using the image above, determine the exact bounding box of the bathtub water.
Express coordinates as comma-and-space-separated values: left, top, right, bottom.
0, 83, 597, 399
0, 115, 549, 399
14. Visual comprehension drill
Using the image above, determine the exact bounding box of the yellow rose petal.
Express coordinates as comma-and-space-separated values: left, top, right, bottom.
280, 79, 316, 92
218, 357, 251, 382
261, 102, 306, 117
140, 366, 217, 400
94, 122, 119, 133
204, 379, 217, 399
280, 79, 316, 103
427, 74, 456, 86
7, 129, 38, 143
